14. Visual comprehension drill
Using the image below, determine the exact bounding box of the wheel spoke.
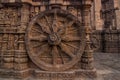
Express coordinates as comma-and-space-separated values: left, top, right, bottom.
66, 28, 78, 35
64, 42, 79, 49
32, 27, 43, 34
66, 20, 75, 28
36, 43, 48, 56
51, 10, 58, 33
62, 36, 81, 42
51, 46, 59, 65
32, 42, 45, 48
44, 16, 53, 33
59, 43, 75, 58
59, 47, 65, 64
36, 21, 51, 34
58, 20, 75, 35
58, 26, 66, 35
30, 35, 47, 42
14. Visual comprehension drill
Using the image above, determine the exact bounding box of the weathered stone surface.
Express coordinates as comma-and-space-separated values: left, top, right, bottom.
0, 0, 96, 79
0, 53, 119, 80
0, 0, 119, 79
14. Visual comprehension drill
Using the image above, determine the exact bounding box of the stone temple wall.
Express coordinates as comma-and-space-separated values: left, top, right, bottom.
0, 0, 97, 79
93, 30, 120, 53
91, 0, 120, 53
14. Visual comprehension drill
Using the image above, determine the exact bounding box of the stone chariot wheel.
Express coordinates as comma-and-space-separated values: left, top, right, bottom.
26, 9, 85, 71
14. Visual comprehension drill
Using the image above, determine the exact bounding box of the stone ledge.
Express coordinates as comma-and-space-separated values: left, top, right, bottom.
33, 69, 97, 79
0, 69, 31, 79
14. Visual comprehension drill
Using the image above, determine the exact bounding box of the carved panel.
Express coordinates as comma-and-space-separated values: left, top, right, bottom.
0, 6, 28, 70
30, 6, 41, 19
68, 6, 77, 16
0, 7, 19, 25
0, 7, 19, 68
0, 7, 19, 33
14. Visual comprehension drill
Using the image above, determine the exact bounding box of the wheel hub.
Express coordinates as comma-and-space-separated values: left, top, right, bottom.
48, 33, 61, 45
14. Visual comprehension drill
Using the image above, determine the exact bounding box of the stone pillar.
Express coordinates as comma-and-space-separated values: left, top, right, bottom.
113, 0, 120, 29
18, 4, 30, 33
81, 0, 95, 70
2, 34, 12, 69
91, 0, 103, 30
0, 34, 3, 68
14, 4, 30, 78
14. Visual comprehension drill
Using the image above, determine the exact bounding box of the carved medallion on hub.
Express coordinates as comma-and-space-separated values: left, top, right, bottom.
48, 33, 61, 45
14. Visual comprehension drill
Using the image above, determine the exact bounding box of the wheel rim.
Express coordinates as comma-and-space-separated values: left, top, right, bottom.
26, 9, 86, 71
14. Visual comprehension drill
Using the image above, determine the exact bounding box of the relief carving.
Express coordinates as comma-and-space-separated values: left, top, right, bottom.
68, 6, 77, 16
0, 7, 18, 25
26, 9, 85, 71
0, 7, 18, 33
0, 0, 96, 79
